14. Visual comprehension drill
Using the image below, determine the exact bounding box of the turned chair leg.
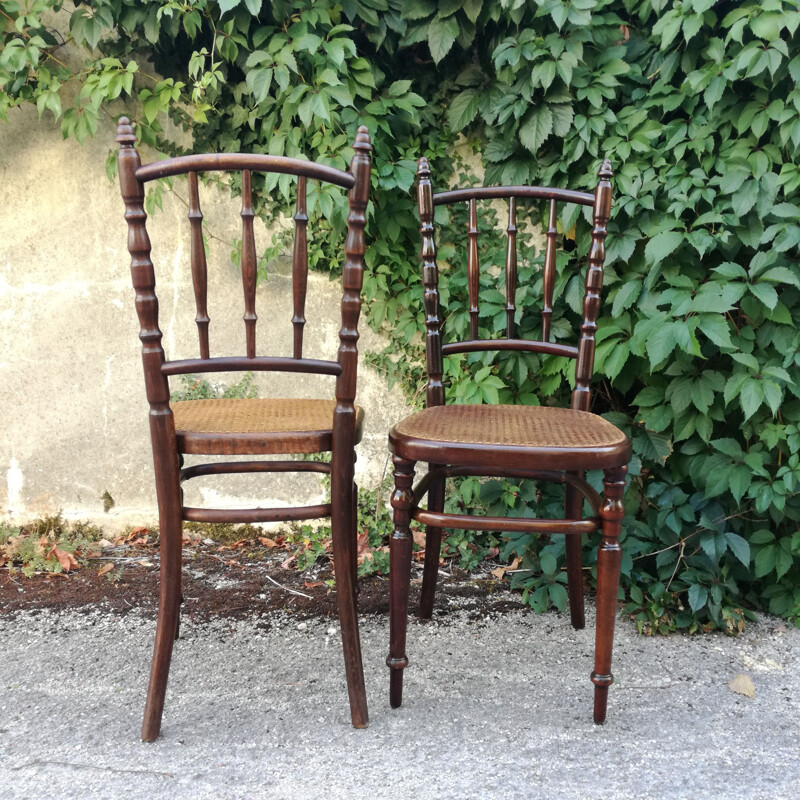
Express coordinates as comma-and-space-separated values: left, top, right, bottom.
564, 478, 585, 630
591, 466, 626, 724
141, 471, 183, 742
388, 455, 415, 708
418, 466, 444, 620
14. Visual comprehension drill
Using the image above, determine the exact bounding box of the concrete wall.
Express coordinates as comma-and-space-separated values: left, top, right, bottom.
0, 105, 412, 529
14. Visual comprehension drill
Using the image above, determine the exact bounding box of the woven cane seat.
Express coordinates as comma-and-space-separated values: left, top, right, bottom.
390, 404, 630, 470
172, 398, 364, 456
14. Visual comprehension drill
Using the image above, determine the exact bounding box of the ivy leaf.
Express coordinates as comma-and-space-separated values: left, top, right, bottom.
697, 314, 733, 348
688, 584, 708, 612
447, 89, 480, 132
243, 0, 262, 14
644, 231, 683, 266
725, 533, 750, 567
646, 323, 677, 368
740, 379, 765, 421
749, 281, 778, 309
428, 15, 459, 64
518, 105, 553, 153
612, 279, 641, 317
218, 0, 242, 16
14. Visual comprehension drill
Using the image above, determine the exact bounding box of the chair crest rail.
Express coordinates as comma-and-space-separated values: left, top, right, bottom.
135, 153, 355, 188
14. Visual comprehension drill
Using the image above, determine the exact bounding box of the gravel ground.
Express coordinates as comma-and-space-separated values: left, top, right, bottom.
1, 605, 798, 800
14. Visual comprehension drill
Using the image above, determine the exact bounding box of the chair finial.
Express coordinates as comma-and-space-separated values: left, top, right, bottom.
353, 125, 373, 152
418, 157, 431, 178
116, 116, 136, 146
598, 158, 613, 180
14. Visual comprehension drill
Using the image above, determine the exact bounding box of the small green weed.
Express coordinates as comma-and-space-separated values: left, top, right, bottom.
1, 514, 104, 577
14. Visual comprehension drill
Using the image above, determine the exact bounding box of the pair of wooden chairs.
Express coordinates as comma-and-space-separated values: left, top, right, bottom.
116, 117, 630, 741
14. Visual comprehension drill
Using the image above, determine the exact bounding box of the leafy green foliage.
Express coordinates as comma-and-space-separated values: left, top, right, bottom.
3, 0, 800, 630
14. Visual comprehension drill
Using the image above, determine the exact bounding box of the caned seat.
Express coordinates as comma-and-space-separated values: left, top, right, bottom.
116, 117, 372, 741
172, 398, 365, 455
386, 157, 632, 726
391, 405, 628, 470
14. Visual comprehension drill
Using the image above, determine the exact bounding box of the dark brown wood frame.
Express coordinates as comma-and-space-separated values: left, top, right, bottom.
116, 117, 372, 740
386, 157, 632, 724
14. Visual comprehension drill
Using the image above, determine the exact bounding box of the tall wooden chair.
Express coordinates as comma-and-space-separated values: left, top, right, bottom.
387, 158, 631, 724
116, 117, 372, 740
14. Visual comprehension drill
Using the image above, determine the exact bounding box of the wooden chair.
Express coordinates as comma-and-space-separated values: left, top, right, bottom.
115, 117, 372, 740
386, 158, 631, 724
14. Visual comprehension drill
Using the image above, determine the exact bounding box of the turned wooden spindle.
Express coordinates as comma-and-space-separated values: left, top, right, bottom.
292, 176, 308, 359
187, 171, 210, 359
572, 160, 613, 412
418, 157, 445, 408
240, 169, 258, 358
542, 198, 558, 342
505, 197, 517, 339
467, 197, 479, 340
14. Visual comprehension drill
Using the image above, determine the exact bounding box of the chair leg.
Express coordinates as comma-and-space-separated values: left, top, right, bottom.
351, 480, 359, 598
591, 466, 627, 724
564, 478, 585, 630
141, 447, 183, 742
330, 453, 368, 728
387, 455, 415, 708
419, 466, 444, 620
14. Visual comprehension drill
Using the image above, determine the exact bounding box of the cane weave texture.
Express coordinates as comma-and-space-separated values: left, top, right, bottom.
172, 398, 364, 441
393, 405, 626, 449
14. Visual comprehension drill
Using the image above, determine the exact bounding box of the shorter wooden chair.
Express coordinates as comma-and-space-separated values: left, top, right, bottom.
116, 118, 372, 740
387, 158, 631, 723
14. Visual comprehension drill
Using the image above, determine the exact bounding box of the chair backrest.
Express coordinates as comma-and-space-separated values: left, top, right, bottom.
116, 117, 372, 416
416, 157, 613, 413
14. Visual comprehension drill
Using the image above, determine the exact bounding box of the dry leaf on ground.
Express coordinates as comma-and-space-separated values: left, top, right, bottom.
728, 673, 755, 698
491, 556, 522, 580
97, 563, 114, 576
48, 546, 79, 572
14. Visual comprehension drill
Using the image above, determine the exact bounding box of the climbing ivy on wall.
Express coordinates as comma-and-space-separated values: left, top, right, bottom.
2, 0, 800, 630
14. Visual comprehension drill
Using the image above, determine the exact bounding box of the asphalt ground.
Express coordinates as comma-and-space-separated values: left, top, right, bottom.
1, 604, 798, 800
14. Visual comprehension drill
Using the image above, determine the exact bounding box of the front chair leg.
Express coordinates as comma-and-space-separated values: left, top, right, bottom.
387, 455, 415, 708
591, 466, 627, 724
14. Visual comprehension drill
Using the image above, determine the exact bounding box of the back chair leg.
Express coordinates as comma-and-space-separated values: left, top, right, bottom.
141, 462, 183, 742
388, 455, 415, 708
564, 478, 585, 630
330, 459, 368, 728
591, 466, 626, 724
418, 467, 445, 620
351, 480, 359, 598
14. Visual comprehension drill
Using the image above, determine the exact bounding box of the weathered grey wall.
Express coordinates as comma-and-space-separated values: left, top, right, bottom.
0, 105, 412, 529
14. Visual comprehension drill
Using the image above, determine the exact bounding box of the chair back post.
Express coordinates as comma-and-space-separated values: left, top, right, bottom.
417, 157, 445, 408
334, 126, 372, 415
116, 116, 182, 530
116, 117, 172, 420
572, 159, 613, 412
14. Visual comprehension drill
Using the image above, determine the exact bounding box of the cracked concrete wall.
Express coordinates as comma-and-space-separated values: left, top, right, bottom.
0, 106, 412, 529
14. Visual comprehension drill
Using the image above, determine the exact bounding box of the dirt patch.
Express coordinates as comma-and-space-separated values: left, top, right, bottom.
0, 539, 527, 625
